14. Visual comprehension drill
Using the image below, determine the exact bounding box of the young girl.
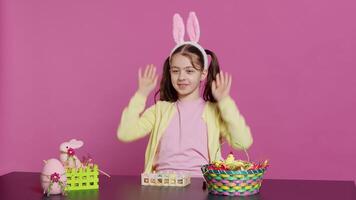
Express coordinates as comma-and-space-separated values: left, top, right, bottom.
117, 12, 253, 177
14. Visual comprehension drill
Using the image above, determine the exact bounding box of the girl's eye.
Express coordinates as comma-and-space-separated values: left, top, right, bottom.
170, 70, 179, 73
186, 70, 194, 73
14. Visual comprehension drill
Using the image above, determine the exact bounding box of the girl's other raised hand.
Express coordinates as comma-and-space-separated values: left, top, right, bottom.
137, 64, 158, 97
212, 71, 232, 102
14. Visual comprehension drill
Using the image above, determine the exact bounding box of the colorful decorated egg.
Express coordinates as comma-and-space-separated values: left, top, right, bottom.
41, 158, 67, 196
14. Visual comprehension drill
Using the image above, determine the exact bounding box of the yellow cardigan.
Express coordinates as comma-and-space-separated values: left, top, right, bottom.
117, 92, 253, 173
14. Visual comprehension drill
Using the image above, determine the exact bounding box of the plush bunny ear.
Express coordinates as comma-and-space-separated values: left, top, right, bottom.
68, 139, 84, 149
173, 13, 185, 44
186, 12, 200, 43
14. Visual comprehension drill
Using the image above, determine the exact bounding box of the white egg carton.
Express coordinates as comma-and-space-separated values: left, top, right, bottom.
141, 172, 191, 187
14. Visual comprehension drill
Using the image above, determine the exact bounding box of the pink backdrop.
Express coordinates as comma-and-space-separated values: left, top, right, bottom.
1, 0, 355, 182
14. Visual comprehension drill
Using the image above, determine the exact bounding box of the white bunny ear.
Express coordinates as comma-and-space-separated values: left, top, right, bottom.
69, 139, 84, 149
173, 13, 185, 44
187, 11, 200, 43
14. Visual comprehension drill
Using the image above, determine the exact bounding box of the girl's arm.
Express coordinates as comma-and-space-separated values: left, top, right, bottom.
217, 96, 253, 150
117, 64, 158, 142
117, 92, 156, 142
212, 71, 253, 150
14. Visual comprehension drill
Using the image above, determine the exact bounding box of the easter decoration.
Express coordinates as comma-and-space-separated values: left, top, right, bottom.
141, 172, 191, 187
201, 142, 270, 196
60, 139, 83, 169
41, 158, 67, 195
41, 139, 110, 196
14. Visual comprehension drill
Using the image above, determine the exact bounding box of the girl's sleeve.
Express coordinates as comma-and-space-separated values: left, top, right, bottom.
217, 96, 253, 150
117, 92, 156, 142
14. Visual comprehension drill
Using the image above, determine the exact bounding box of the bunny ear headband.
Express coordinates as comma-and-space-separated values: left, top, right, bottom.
170, 12, 209, 70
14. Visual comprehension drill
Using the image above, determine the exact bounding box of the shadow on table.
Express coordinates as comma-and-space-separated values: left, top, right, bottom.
206, 193, 262, 200
41, 190, 99, 200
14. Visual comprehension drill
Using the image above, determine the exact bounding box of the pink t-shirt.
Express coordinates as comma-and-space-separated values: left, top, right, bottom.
153, 97, 209, 177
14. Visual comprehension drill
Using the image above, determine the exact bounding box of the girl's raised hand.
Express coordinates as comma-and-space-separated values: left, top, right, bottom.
137, 64, 158, 97
212, 71, 232, 102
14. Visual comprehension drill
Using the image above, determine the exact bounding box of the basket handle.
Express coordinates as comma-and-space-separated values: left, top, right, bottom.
213, 140, 250, 162
202, 141, 251, 181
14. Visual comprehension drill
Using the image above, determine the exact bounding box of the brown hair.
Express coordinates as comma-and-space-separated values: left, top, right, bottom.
154, 44, 220, 103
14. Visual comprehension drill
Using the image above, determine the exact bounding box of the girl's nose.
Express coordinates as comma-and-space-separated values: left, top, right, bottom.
178, 74, 186, 81
178, 72, 185, 80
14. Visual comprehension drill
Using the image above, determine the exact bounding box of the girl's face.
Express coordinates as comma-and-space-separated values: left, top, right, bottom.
170, 54, 207, 100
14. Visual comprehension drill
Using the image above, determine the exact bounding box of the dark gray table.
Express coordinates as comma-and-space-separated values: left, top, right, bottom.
0, 172, 355, 200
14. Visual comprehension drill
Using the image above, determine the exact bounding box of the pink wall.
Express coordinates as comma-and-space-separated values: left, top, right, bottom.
1, 0, 355, 182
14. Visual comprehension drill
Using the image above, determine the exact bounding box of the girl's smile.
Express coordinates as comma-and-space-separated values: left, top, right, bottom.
177, 83, 190, 89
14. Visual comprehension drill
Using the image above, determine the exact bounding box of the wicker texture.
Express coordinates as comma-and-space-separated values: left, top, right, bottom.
201, 164, 267, 196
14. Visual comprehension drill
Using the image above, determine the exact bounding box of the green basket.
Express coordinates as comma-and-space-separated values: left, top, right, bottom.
65, 165, 99, 191
201, 164, 267, 196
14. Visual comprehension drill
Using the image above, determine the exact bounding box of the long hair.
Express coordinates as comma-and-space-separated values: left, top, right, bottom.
154, 44, 221, 103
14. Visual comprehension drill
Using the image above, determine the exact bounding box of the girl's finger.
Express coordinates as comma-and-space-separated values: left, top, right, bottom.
148, 64, 154, 78
212, 81, 216, 91
223, 72, 228, 87
146, 64, 152, 78
227, 74, 232, 91
224, 72, 229, 87
144, 65, 149, 77
220, 70, 225, 86
216, 73, 221, 88
138, 68, 142, 79
154, 75, 158, 86
151, 66, 157, 79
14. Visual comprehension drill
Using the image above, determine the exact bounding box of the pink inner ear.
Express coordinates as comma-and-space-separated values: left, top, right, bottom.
187, 12, 200, 42
173, 13, 185, 44
69, 139, 83, 148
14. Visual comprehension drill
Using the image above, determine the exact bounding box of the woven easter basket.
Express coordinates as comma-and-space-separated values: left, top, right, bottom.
201, 165, 267, 196
201, 142, 268, 196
